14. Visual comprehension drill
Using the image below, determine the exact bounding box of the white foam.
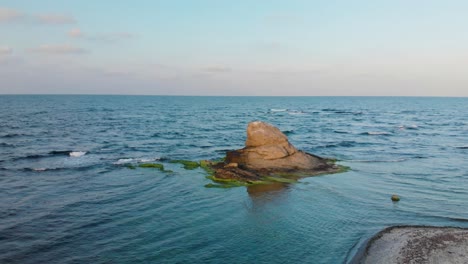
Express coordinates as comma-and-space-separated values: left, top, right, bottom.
270, 108, 287, 112
69, 151, 86, 157
114, 157, 160, 165
398, 124, 418, 130
114, 158, 134, 164
33, 168, 47, 171
367, 132, 391, 135
288, 110, 306, 115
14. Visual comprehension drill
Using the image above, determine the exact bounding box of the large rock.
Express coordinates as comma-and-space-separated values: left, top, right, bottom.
225, 121, 329, 171
210, 121, 341, 183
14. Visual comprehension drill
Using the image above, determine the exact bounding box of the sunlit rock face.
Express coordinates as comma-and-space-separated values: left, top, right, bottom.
225, 121, 329, 171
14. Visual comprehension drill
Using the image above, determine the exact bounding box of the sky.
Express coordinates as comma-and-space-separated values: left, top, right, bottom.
1, 0, 467, 96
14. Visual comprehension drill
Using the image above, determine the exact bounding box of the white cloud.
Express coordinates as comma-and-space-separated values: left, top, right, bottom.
68, 28, 135, 42
0, 46, 13, 55
0, 7, 23, 22
68, 28, 84, 38
0, 7, 75, 25
34, 14, 76, 25
28, 44, 88, 55
92, 32, 135, 42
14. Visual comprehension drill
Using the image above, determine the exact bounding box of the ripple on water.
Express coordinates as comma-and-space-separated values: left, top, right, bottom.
0, 96, 467, 263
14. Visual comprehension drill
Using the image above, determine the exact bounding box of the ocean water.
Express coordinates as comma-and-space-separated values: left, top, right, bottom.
0, 95, 467, 264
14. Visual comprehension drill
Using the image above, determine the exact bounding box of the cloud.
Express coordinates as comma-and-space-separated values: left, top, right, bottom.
202, 66, 232, 73
0, 7, 23, 22
34, 14, 76, 25
0, 7, 75, 25
92, 32, 135, 42
28, 44, 88, 55
68, 28, 135, 42
0, 46, 13, 55
68, 28, 84, 38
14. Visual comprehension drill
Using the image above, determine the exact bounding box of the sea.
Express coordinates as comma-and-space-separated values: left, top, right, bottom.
0, 95, 467, 263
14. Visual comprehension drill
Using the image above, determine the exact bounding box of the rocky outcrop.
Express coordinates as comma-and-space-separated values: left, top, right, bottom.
354, 226, 468, 264
209, 121, 343, 183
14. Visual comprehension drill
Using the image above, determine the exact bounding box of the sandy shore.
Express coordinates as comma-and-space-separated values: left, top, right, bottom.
356, 226, 468, 264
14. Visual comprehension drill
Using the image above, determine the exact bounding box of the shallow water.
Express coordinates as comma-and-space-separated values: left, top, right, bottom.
0, 95, 467, 263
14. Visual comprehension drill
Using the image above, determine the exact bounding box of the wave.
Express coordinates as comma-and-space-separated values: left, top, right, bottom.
14, 154, 48, 160
270, 108, 287, 112
20, 167, 65, 172
348, 158, 409, 163
288, 110, 306, 115
113, 157, 163, 165
0, 133, 26, 138
322, 141, 365, 148
348, 155, 426, 163
12, 150, 88, 161
333, 130, 349, 134
69, 151, 86, 157
361, 131, 392, 135
398, 125, 419, 130
0, 142, 15, 147
456, 146, 468, 149
18, 164, 103, 172
322, 109, 363, 115
114, 158, 135, 164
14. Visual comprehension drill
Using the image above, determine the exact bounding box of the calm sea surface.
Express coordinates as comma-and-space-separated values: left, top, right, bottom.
0, 95, 467, 263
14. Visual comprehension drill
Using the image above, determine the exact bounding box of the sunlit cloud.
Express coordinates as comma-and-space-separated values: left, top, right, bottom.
28, 44, 88, 55
91, 32, 135, 42
68, 28, 84, 38
0, 7, 23, 22
0, 46, 13, 55
68, 28, 135, 42
34, 13, 76, 25
0, 7, 75, 25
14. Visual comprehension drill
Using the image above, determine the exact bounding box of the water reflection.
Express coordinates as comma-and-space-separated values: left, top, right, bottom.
247, 182, 291, 200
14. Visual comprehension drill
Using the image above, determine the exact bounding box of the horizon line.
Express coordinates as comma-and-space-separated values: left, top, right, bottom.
0, 94, 467, 98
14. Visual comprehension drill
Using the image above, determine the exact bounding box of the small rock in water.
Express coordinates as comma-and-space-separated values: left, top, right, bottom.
391, 194, 400, 202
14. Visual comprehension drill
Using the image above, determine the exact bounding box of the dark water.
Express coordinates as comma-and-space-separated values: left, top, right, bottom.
0, 95, 467, 263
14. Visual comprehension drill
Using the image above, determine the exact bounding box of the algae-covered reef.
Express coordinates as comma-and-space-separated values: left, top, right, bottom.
122, 121, 348, 188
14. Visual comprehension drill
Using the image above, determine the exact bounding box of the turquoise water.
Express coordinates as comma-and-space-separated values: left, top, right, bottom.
0, 95, 467, 263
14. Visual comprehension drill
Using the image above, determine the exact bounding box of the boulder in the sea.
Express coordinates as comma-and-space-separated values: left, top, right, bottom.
225, 121, 330, 171
391, 194, 400, 202
206, 121, 344, 185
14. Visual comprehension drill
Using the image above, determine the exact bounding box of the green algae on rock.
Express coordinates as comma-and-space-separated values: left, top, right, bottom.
138, 163, 165, 170
125, 164, 137, 170
169, 160, 200, 170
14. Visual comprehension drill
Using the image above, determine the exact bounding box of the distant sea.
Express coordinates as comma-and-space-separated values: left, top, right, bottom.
1, 95, 467, 263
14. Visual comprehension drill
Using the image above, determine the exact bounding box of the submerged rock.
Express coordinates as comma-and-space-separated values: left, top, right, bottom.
206, 121, 344, 185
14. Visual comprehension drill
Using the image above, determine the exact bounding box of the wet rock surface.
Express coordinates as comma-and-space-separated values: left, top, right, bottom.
356, 226, 468, 264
